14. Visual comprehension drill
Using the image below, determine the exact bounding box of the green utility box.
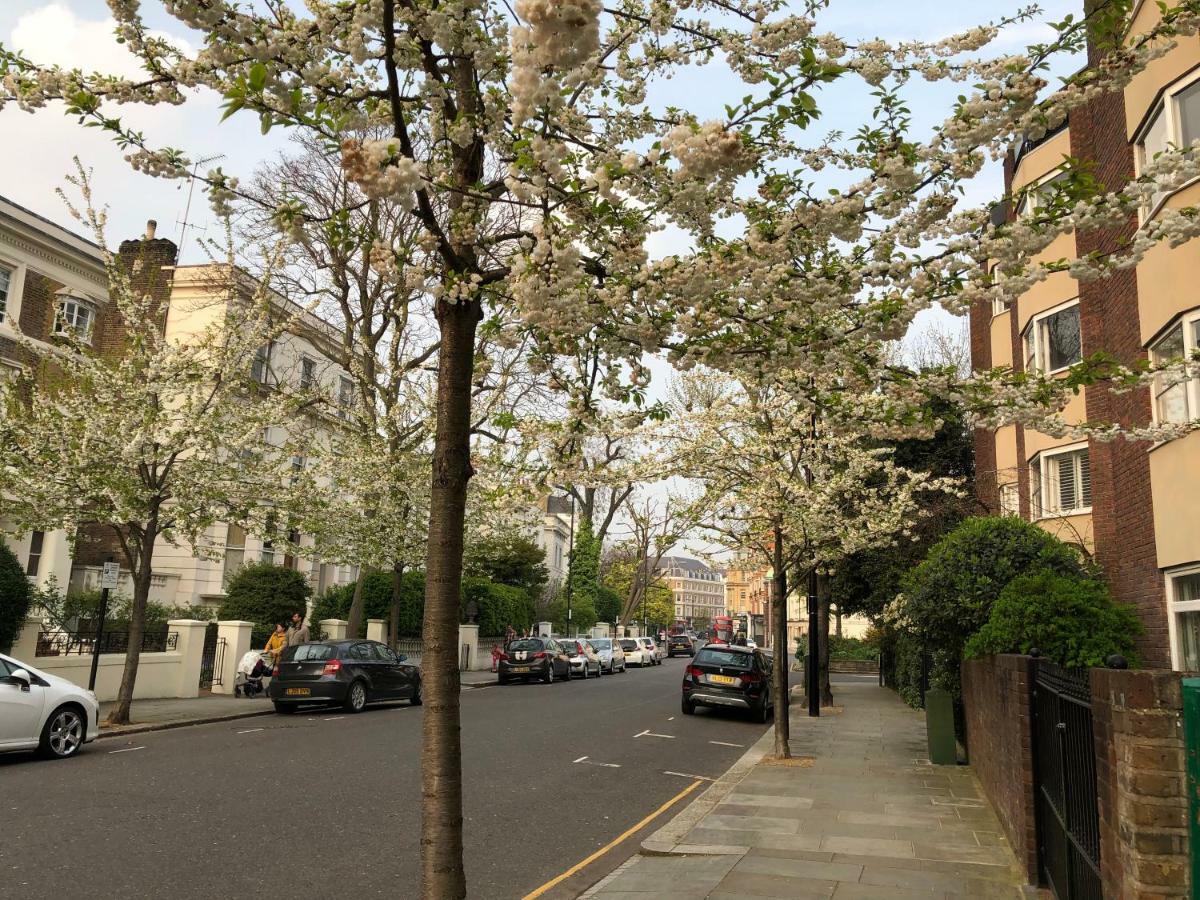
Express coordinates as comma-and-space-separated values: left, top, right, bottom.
1181, 678, 1200, 896
925, 687, 957, 766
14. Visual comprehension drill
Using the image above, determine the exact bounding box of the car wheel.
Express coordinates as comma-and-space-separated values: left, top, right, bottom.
344, 680, 368, 713
753, 696, 770, 724
411, 680, 423, 706
38, 705, 85, 759
273, 702, 296, 715
682, 697, 696, 716
543, 665, 554, 685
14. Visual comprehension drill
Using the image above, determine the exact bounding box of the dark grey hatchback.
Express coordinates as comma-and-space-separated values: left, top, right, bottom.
268, 640, 422, 714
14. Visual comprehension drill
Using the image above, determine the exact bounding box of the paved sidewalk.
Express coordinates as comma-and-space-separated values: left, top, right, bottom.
584, 682, 1028, 899
98, 668, 500, 735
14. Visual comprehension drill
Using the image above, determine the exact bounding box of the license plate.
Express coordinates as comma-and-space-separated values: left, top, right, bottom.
707, 674, 736, 685
510, 666, 529, 673
286, 687, 311, 696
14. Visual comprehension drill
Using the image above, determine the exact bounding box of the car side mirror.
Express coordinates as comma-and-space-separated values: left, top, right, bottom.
6, 669, 32, 691
396, 653, 408, 663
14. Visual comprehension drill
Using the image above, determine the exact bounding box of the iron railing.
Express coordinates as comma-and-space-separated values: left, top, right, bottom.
35, 630, 178, 657
1033, 660, 1102, 900
394, 638, 423, 663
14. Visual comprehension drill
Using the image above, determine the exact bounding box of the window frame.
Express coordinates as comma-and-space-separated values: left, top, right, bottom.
300, 355, 317, 391
251, 341, 274, 385
1022, 299, 1083, 376
1167, 564, 1200, 671
1134, 69, 1200, 221
1030, 442, 1092, 518
0, 264, 11, 325
54, 294, 97, 344
998, 482, 1020, 517
1147, 308, 1200, 426
336, 374, 355, 419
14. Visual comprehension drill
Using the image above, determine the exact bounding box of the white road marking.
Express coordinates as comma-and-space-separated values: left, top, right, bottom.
667, 716, 675, 721
108, 746, 145, 754
634, 730, 675, 739
574, 755, 589, 763
663, 770, 715, 781
236, 728, 264, 734
323, 716, 344, 721
708, 740, 744, 748
573, 755, 621, 769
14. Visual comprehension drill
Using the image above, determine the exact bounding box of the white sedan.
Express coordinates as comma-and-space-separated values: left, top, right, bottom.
617, 637, 648, 666
0, 652, 101, 760
639, 637, 665, 665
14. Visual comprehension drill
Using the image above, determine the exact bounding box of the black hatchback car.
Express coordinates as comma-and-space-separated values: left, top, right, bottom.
497, 638, 571, 684
269, 640, 422, 714
681, 644, 773, 722
666, 634, 695, 657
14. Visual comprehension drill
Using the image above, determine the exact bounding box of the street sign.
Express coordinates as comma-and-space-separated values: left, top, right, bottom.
101, 561, 121, 589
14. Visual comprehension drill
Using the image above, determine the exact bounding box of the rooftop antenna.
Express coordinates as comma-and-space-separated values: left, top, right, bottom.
176, 153, 226, 262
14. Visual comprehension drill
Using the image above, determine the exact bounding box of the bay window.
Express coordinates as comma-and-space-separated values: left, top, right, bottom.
55, 294, 96, 343
1148, 311, 1200, 425
1023, 302, 1082, 374
1137, 74, 1200, 216
1031, 444, 1091, 517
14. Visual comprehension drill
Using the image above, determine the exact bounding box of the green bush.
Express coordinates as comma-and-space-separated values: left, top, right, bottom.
218, 562, 311, 634
827, 635, 878, 661
966, 572, 1142, 668
462, 576, 536, 636
595, 585, 622, 624
312, 570, 425, 638
0, 542, 31, 653
892, 516, 1092, 705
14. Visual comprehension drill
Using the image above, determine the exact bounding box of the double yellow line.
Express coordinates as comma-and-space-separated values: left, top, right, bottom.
522, 778, 704, 900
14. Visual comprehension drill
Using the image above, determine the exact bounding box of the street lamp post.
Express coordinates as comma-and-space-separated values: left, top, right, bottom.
565, 493, 576, 637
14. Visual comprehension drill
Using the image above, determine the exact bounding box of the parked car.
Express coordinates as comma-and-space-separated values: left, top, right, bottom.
497, 638, 572, 684
269, 639, 422, 713
618, 637, 647, 667
559, 640, 603, 678
639, 637, 665, 665
681, 644, 774, 722
0, 652, 100, 760
588, 638, 627, 674
666, 634, 695, 658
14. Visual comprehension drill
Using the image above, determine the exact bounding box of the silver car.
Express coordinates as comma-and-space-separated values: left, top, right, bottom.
588, 638, 627, 674
559, 639, 603, 678
638, 637, 665, 665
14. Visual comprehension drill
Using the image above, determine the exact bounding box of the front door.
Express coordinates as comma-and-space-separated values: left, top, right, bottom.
0, 660, 46, 748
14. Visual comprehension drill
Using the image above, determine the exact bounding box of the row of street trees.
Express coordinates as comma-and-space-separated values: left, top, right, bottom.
5, 0, 1200, 895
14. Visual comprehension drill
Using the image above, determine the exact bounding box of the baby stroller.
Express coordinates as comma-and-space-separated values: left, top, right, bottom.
235, 650, 275, 698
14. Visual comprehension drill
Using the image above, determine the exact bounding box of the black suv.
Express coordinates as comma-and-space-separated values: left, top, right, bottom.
681, 645, 773, 722
666, 634, 694, 657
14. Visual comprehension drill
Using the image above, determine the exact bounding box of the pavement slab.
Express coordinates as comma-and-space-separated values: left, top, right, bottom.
584, 682, 1029, 900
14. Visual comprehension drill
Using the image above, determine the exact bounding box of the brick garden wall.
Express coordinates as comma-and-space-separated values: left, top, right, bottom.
961, 655, 1039, 884
1091, 668, 1190, 898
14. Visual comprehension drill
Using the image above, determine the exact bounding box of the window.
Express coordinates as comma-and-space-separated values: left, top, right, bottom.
1149, 313, 1200, 425
55, 295, 95, 343
1032, 445, 1091, 517
999, 483, 1020, 517
0, 266, 10, 324
300, 357, 316, 390
336, 375, 354, 419
1023, 303, 1081, 374
222, 523, 246, 585
25, 530, 44, 577
1138, 76, 1200, 216
1014, 170, 1070, 220
1169, 567, 1200, 670
251, 342, 273, 385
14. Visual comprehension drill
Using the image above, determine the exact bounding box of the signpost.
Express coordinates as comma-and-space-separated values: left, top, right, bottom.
88, 558, 118, 691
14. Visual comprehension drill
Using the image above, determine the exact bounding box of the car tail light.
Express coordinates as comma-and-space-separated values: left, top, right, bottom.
272, 664, 280, 677
533, 651, 547, 659
686, 666, 703, 680
322, 659, 342, 676
740, 670, 761, 684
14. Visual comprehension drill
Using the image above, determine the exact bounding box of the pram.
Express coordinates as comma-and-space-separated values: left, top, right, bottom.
235, 650, 275, 698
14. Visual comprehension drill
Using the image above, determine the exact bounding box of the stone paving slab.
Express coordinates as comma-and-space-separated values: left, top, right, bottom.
583, 683, 1029, 900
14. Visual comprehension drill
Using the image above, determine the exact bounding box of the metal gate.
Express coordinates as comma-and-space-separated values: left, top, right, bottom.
1032, 660, 1101, 900
199, 624, 225, 689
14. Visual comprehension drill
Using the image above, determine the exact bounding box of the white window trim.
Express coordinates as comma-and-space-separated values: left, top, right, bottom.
1134, 67, 1200, 223
1147, 307, 1200, 426
54, 291, 97, 345
1030, 441, 1092, 519
1166, 563, 1200, 671
1022, 298, 1082, 376
0, 252, 28, 335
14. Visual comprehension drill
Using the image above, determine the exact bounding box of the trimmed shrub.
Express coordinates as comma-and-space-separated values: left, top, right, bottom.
966, 572, 1141, 668
462, 576, 536, 636
313, 570, 425, 638
0, 542, 32, 653
218, 562, 311, 634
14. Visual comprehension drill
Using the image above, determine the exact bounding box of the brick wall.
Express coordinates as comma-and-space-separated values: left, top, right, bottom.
1091, 668, 1190, 897
962, 655, 1039, 884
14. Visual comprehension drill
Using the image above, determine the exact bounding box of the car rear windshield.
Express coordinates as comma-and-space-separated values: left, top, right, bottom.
507, 639, 544, 652
669, 636, 689, 643
290, 644, 337, 662
694, 648, 752, 669
619, 640, 638, 650
591, 639, 610, 649
560, 643, 581, 655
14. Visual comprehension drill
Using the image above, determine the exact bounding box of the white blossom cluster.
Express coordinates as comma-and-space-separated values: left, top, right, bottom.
340, 138, 423, 209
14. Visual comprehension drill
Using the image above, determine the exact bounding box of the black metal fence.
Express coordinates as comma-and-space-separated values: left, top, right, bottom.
1032, 660, 1102, 900
35, 630, 178, 657
199, 623, 225, 689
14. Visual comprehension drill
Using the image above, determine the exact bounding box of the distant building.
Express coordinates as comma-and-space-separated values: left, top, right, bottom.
536, 495, 574, 596
658, 556, 725, 624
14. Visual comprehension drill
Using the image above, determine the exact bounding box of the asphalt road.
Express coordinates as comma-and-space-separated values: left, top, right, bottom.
0, 655, 780, 900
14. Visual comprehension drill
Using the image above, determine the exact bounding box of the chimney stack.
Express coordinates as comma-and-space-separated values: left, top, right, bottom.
145, 219, 157, 240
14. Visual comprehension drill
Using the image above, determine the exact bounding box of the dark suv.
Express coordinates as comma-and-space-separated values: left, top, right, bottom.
666, 634, 694, 657
681, 645, 773, 722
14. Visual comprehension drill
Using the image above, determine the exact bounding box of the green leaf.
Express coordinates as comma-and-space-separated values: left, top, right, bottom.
249, 62, 267, 93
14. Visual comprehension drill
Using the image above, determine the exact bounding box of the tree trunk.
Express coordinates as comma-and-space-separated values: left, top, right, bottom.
389, 561, 404, 650
420, 296, 480, 900
771, 525, 791, 759
347, 567, 368, 639
817, 573, 833, 707
106, 519, 157, 726
835, 604, 842, 638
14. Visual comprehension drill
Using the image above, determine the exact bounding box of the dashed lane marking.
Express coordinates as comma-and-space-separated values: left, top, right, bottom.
634, 729, 674, 739
108, 746, 145, 754
236, 728, 265, 734
573, 755, 621, 769
708, 740, 744, 748
663, 770, 715, 781
323, 716, 345, 721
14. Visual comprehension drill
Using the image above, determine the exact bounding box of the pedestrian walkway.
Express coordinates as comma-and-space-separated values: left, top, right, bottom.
583, 682, 1029, 899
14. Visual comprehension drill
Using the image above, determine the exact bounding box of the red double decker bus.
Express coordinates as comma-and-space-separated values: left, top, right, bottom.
712, 616, 735, 644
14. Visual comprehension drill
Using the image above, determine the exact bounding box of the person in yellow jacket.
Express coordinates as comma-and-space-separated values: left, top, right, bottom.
263, 622, 287, 663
